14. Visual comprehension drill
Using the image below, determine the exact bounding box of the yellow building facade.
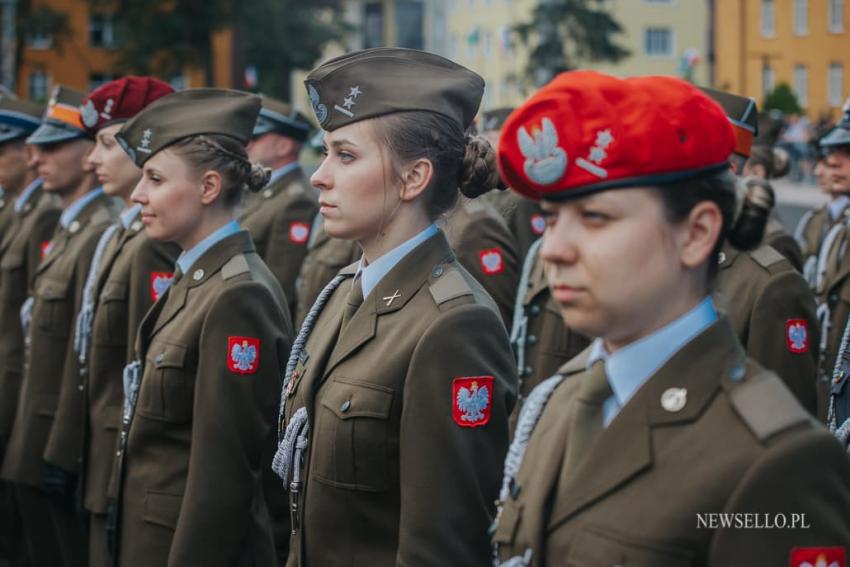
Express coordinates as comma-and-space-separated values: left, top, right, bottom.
715, 0, 850, 119
447, 0, 710, 112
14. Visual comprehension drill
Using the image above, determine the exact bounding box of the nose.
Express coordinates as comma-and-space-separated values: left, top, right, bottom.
130, 178, 148, 205
540, 212, 579, 267
310, 157, 332, 192
30, 146, 45, 167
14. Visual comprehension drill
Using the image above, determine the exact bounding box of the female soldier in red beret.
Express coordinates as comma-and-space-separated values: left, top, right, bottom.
492, 71, 850, 566
274, 47, 517, 566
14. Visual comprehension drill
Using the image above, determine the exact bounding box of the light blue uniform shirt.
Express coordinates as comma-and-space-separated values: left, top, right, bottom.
59, 187, 104, 228
119, 204, 142, 229
828, 195, 850, 222
268, 162, 300, 187
14, 178, 43, 213
588, 296, 718, 427
355, 223, 439, 299
176, 219, 241, 274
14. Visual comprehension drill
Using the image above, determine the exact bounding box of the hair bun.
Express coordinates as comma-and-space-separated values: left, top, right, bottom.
772, 147, 790, 178
728, 176, 775, 251
459, 135, 502, 198
246, 163, 271, 193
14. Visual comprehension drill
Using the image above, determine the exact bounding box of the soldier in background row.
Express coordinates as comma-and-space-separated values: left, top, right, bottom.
1, 85, 120, 567
62, 77, 177, 567
0, 95, 57, 567
241, 96, 319, 321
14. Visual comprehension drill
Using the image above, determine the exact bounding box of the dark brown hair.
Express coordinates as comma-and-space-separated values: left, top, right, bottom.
655, 170, 774, 279
372, 111, 501, 219
746, 145, 790, 179
169, 134, 270, 206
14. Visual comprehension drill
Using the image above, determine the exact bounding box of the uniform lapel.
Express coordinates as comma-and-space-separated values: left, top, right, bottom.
523, 250, 549, 306
35, 226, 68, 276
547, 317, 743, 530
322, 231, 454, 379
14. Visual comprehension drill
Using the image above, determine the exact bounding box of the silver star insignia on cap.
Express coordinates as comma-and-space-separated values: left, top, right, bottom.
193, 269, 204, 281
661, 387, 687, 413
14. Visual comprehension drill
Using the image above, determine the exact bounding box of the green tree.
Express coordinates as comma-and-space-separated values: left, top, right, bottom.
93, 0, 347, 98
12, 0, 70, 96
763, 83, 802, 114
514, 0, 629, 87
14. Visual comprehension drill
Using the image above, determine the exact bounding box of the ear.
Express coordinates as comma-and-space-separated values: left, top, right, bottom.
276, 136, 297, 158
199, 170, 224, 205
398, 158, 433, 203
679, 200, 723, 269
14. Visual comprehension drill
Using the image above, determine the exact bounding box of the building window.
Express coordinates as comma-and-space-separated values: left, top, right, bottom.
363, 3, 384, 49
88, 73, 116, 92
482, 30, 492, 58
466, 27, 480, 58
762, 64, 775, 96
26, 31, 52, 50
761, 0, 776, 37
830, 0, 844, 32
28, 71, 49, 101
793, 0, 809, 35
644, 27, 673, 56
644, 0, 674, 3
830, 63, 844, 106
793, 64, 808, 107
89, 14, 119, 48
395, 1, 423, 50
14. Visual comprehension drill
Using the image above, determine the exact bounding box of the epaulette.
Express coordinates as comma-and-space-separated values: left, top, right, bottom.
728, 371, 811, 442
221, 254, 250, 280
429, 267, 473, 305
749, 245, 786, 271
462, 197, 486, 214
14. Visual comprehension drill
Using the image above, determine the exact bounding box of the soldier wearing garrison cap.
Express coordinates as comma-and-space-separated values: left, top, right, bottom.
1, 84, 120, 567
110, 88, 292, 567
37, 77, 178, 567
491, 71, 850, 566
239, 95, 318, 329
698, 87, 818, 415
0, 94, 57, 566
274, 47, 516, 566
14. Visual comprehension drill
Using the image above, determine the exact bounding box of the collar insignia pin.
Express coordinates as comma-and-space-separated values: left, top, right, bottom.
383, 290, 401, 306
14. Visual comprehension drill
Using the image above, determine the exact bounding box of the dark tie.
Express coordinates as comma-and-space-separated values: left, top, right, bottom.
340, 275, 363, 330
561, 360, 614, 474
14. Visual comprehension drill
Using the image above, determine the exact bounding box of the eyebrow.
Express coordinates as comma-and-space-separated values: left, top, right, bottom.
328, 138, 357, 149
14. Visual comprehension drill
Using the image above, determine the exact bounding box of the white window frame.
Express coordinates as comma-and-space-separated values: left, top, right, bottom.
830, 0, 845, 32
793, 0, 809, 36
762, 0, 776, 37
28, 71, 49, 100
793, 64, 809, 107
26, 31, 52, 50
762, 65, 775, 97
644, 26, 675, 57
829, 63, 844, 107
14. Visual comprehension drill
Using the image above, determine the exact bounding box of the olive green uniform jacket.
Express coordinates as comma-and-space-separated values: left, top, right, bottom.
1, 192, 119, 484
0, 183, 60, 446
113, 231, 292, 567
443, 196, 520, 329
797, 205, 837, 273
762, 213, 803, 272
294, 216, 360, 328
238, 166, 318, 318
493, 318, 850, 566
282, 230, 517, 566
0, 190, 17, 256
484, 189, 544, 262
714, 244, 818, 415
510, 241, 589, 433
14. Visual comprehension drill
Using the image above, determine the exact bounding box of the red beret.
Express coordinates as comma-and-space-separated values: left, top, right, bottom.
497, 71, 736, 201
81, 76, 174, 135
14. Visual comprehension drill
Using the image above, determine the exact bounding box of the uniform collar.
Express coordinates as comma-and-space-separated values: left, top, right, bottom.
14, 177, 43, 212
828, 194, 850, 221
588, 296, 717, 423
268, 161, 300, 186
119, 203, 142, 229
355, 223, 439, 299
60, 187, 104, 228
176, 219, 241, 274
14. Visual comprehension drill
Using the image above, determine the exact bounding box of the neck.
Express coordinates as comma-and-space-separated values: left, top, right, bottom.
61, 174, 98, 209
179, 208, 234, 251
4, 170, 36, 196
267, 155, 297, 172
359, 206, 430, 265
604, 279, 706, 354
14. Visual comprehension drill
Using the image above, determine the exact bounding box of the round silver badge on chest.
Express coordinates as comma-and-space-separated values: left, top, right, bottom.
660, 387, 687, 413
193, 269, 204, 281
69, 220, 81, 233
717, 251, 726, 265
263, 189, 273, 198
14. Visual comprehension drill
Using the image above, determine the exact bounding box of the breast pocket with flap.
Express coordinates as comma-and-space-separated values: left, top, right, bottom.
137, 341, 192, 423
